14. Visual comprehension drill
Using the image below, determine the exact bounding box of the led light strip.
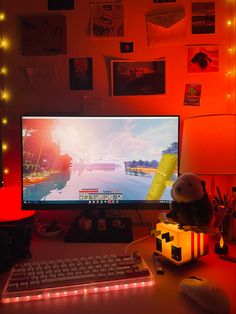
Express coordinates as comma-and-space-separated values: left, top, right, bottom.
1, 279, 154, 304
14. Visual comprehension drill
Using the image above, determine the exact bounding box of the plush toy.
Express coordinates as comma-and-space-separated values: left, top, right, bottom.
166, 173, 214, 232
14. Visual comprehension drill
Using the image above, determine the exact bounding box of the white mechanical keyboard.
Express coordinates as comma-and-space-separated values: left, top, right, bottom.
1, 251, 154, 303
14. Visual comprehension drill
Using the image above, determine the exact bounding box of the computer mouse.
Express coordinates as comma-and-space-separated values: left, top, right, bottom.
179, 276, 230, 314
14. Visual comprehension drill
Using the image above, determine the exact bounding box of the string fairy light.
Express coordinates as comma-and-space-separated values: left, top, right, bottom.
226, 0, 236, 112
0, 10, 9, 186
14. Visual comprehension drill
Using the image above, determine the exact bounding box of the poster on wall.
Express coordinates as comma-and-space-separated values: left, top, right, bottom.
69, 58, 93, 90
153, 0, 176, 3
184, 84, 202, 106
146, 5, 186, 46
48, 0, 74, 10
90, 3, 125, 37
187, 45, 219, 73
120, 42, 134, 53
111, 59, 165, 96
20, 15, 67, 55
192, 2, 215, 34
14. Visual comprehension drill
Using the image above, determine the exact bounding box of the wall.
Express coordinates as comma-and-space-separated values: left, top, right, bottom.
1, 0, 235, 196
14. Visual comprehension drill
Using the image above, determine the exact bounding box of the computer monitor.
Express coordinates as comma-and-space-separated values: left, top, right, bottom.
21, 115, 179, 242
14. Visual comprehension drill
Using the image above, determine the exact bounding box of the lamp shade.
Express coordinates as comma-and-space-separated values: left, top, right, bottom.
180, 114, 236, 175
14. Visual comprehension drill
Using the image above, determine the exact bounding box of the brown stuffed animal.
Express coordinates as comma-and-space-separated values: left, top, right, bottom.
166, 173, 214, 232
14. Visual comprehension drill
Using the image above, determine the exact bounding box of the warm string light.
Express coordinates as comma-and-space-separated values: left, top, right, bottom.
1, 117, 8, 125
225, 0, 235, 110
0, 11, 9, 186
0, 65, 7, 75
0, 12, 6, 22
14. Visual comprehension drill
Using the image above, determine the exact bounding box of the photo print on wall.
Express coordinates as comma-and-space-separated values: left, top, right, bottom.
120, 42, 134, 53
146, 5, 186, 46
20, 15, 67, 55
48, 0, 74, 10
187, 45, 219, 73
69, 58, 93, 90
91, 3, 125, 37
153, 0, 176, 3
111, 59, 165, 96
192, 2, 215, 34
184, 84, 202, 106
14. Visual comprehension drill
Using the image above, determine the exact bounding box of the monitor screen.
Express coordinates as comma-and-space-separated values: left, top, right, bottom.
21, 115, 179, 211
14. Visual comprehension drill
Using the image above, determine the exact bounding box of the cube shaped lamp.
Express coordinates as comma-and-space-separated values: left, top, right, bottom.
152, 222, 209, 265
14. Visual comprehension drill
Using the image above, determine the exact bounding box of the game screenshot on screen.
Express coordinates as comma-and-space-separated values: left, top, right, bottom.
21, 116, 179, 208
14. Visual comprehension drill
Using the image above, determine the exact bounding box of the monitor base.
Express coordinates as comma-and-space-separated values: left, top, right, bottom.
64, 215, 133, 243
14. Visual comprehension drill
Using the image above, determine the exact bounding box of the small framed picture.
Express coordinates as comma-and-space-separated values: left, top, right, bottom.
48, 0, 74, 10
187, 45, 219, 73
153, 0, 176, 3
192, 2, 215, 34
91, 3, 125, 37
184, 84, 202, 106
111, 59, 165, 96
120, 42, 134, 53
20, 15, 67, 55
69, 57, 93, 90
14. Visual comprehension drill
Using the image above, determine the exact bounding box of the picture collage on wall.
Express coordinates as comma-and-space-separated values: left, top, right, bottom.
111, 60, 165, 96
18, 1, 218, 103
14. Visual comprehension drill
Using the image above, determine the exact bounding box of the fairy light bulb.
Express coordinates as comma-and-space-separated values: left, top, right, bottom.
1, 90, 10, 101
0, 12, 6, 21
3, 168, 9, 175
227, 20, 232, 26
0, 66, 7, 75
2, 143, 8, 151
2, 117, 8, 125
0, 37, 9, 49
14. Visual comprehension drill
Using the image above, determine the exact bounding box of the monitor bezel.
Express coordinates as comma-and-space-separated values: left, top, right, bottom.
21, 114, 180, 211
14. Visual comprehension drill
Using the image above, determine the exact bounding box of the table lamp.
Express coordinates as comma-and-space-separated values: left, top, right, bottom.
180, 114, 236, 196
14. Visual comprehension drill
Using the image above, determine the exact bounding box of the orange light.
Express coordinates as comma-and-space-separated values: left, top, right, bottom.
3, 168, 9, 175
1, 90, 10, 101
2, 143, 8, 151
219, 235, 224, 248
227, 94, 231, 98
0, 12, 6, 21
227, 20, 232, 26
2, 117, 8, 125
0, 37, 9, 49
0, 66, 8, 75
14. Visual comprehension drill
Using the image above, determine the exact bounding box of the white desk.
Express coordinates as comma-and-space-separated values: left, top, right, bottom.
0, 226, 235, 314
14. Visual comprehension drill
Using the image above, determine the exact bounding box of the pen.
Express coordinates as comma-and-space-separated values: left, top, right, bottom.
152, 252, 164, 274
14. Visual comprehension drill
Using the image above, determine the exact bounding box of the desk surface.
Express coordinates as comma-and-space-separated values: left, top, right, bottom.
0, 227, 236, 314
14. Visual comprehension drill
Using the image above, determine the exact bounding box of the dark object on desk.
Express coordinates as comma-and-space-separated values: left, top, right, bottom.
36, 220, 63, 238
166, 173, 213, 232
179, 276, 230, 314
220, 255, 236, 263
215, 242, 228, 255
0, 215, 35, 271
64, 215, 133, 243
152, 252, 164, 275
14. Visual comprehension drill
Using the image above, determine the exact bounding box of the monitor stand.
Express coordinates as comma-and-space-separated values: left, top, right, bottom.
64, 209, 133, 243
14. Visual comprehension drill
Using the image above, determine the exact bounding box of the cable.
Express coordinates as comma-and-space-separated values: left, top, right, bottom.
135, 209, 144, 226
124, 234, 152, 255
